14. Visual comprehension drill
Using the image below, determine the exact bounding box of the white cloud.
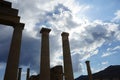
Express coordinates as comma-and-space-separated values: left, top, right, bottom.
112, 10, 120, 21
107, 46, 120, 52
101, 52, 114, 57
113, 46, 120, 50
102, 45, 120, 58
102, 61, 108, 65
0, 63, 6, 69
1, 0, 120, 78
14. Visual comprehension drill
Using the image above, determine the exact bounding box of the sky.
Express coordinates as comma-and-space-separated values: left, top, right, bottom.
0, 0, 120, 80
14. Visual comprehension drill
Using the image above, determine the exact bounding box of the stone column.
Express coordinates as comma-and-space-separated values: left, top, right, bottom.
26, 68, 30, 80
61, 32, 74, 80
40, 28, 51, 80
4, 23, 24, 80
18, 68, 22, 80
85, 61, 93, 80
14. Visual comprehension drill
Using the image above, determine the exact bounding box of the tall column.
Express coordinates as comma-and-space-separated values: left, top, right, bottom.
4, 23, 24, 80
61, 32, 74, 80
26, 68, 30, 80
85, 61, 93, 80
18, 68, 22, 80
40, 28, 51, 80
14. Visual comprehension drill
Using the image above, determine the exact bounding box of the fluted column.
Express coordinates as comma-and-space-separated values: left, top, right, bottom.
26, 68, 30, 80
61, 32, 74, 80
4, 23, 24, 80
40, 28, 51, 80
18, 68, 22, 80
85, 61, 93, 80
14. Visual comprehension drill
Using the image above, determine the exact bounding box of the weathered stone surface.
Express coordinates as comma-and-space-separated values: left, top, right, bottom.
18, 68, 22, 80
4, 24, 24, 80
40, 28, 51, 80
0, 1, 25, 80
51, 66, 63, 80
0, 6, 18, 16
85, 61, 93, 80
26, 68, 30, 80
0, 0, 12, 8
61, 32, 74, 80
0, 13, 20, 26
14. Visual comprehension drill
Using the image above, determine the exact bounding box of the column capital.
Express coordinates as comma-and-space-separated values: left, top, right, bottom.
13, 23, 24, 30
61, 32, 69, 37
40, 27, 51, 33
85, 60, 90, 64
19, 68, 22, 70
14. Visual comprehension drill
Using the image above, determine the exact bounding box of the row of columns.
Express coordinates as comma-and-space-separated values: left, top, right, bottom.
40, 28, 74, 80
17, 68, 30, 80
17, 61, 92, 80
39, 28, 93, 80
4, 26, 92, 80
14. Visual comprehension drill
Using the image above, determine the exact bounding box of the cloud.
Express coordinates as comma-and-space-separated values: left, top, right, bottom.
102, 45, 120, 58
101, 53, 112, 57
107, 46, 120, 51
101, 61, 108, 65
19, 30, 41, 72
112, 10, 120, 22
112, 46, 120, 50
1, 0, 120, 78
101, 49, 118, 58
0, 62, 6, 70
0, 25, 13, 62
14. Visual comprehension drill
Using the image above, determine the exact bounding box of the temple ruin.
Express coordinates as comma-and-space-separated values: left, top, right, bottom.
0, 0, 24, 80
0, 1, 74, 80
2, 1, 117, 80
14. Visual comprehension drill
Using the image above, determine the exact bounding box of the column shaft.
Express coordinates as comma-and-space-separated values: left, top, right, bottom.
4, 24, 24, 80
61, 32, 74, 80
40, 28, 51, 80
18, 68, 22, 80
85, 61, 93, 80
26, 68, 30, 80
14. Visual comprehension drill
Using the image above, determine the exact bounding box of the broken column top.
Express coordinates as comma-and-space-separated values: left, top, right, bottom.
61, 32, 69, 36
40, 27, 51, 33
85, 60, 90, 63
19, 68, 22, 69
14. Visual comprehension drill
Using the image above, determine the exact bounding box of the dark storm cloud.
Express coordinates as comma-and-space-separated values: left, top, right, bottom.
0, 25, 41, 71
19, 30, 41, 71
85, 24, 117, 43
0, 25, 13, 62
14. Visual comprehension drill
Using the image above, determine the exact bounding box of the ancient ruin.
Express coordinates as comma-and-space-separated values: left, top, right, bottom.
61, 32, 74, 80
40, 28, 51, 80
18, 68, 22, 80
0, 1, 74, 79
0, 0, 24, 80
85, 61, 93, 80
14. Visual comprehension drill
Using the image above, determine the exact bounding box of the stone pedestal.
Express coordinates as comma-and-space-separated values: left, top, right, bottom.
4, 24, 24, 80
61, 32, 74, 80
85, 61, 93, 80
40, 28, 51, 80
